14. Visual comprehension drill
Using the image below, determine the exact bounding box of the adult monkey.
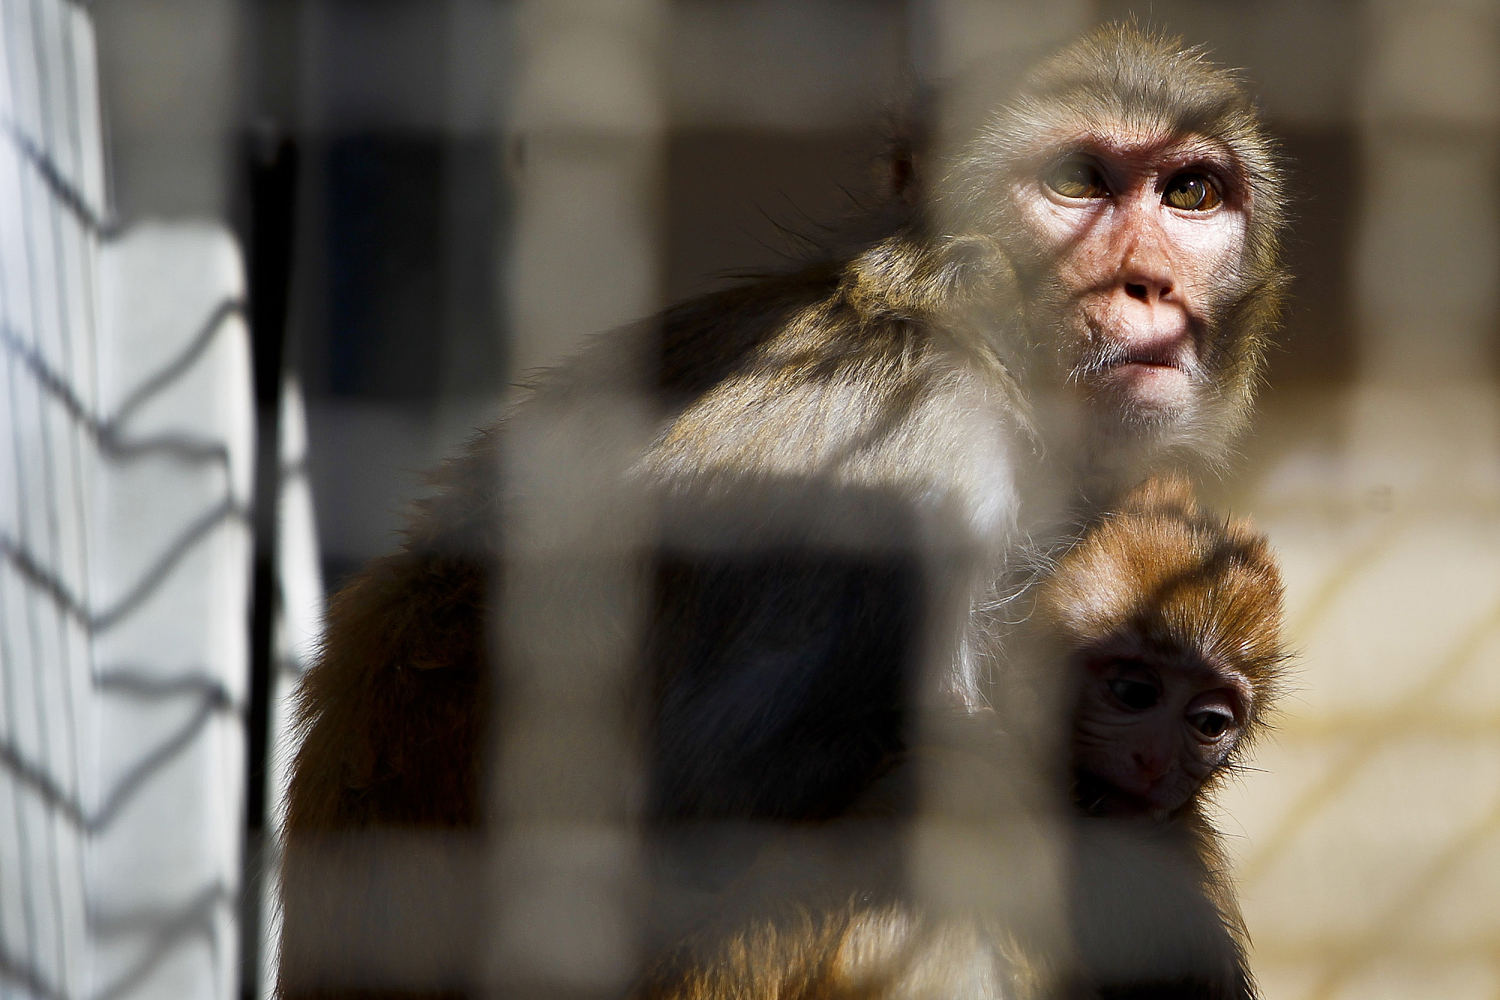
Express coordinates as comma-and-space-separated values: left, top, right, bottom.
278, 22, 1287, 999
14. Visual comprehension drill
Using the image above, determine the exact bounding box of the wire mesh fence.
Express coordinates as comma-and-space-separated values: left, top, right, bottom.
2, 2, 1498, 999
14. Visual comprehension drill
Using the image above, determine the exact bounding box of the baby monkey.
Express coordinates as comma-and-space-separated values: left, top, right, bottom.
1029, 474, 1290, 998
635, 477, 1289, 999
1038, 474, 1287, 826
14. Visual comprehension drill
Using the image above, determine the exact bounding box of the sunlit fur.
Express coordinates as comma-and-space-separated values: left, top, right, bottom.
279, 22, 1288, 1000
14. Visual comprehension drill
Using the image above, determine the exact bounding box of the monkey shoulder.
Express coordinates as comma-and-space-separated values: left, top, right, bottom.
637, 275, 1031, 550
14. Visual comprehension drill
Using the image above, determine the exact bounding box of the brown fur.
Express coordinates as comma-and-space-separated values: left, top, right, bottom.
278, 23, 1288, 1000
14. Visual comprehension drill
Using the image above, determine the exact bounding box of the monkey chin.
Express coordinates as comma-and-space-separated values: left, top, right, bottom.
1079, 360, 1251, 473
1077, 368, 1199, 463
1098, 361, 1196, 419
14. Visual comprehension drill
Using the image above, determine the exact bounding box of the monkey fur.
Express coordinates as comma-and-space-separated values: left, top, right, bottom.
279, 23, 1289, 1000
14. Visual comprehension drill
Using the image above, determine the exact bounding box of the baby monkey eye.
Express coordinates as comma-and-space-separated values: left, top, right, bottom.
1189, 709, 1235, 740
1107, 677, 1160, 711
1043, 157, 1109, 199
1162, 171, 1223, 211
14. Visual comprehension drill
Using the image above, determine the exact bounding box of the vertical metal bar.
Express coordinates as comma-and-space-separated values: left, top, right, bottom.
238, 123, 298, 1000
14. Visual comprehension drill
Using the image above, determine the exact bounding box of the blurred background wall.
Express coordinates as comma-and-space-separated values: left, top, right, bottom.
3, 0, 1497, 997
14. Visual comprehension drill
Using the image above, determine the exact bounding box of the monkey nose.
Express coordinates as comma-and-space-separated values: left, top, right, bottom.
1125, 280, 1168, 303
1131, 749, 1171, 782
1118, 235, 1177, 304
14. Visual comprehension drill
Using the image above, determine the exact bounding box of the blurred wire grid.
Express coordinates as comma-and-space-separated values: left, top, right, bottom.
2, 2, 1498, 999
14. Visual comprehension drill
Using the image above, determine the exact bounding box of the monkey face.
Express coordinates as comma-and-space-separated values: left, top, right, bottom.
1069, 650, 1250, 820
1005, 130, 1252, 441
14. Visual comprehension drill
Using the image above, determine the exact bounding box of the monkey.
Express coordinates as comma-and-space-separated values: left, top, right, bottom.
1041, 472, 1288, 998
629, 474, 1289, 1000
1043, 475, 1286, 825
277, 23, 1288, 999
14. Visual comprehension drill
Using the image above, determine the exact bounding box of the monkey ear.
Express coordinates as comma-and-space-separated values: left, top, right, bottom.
881, 84, 933, 208
886, 134, 922, 205
876, 128, 924, 209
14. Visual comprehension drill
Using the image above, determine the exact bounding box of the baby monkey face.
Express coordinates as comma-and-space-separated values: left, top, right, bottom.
1070, 647, 1250, 820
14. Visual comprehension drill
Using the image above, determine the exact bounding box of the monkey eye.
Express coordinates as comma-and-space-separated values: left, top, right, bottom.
1186, 688, 1241, 743
1188, 708, 1236, 741
1162, 171, 1223, 211
1106, 677, 1160, 711
1043, 156, 1109, 199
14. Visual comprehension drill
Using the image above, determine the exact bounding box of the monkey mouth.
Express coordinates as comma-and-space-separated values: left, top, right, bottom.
1075, 325, 1194, 380
1095, 334, 1194, 373
1075, 334, 1203, 420
1113, 347, 1185, 370
1078, 311, 1202, 377
1072, 771, 1165, 820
